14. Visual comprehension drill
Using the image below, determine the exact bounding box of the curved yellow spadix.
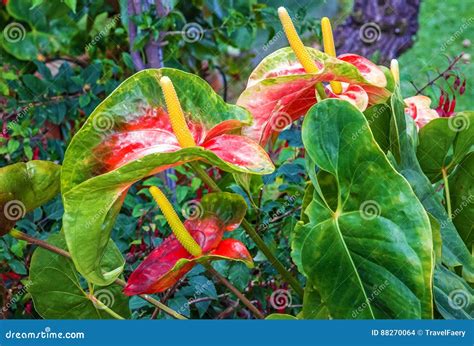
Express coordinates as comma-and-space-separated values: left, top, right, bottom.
159, 76, 196, 148
278, 7, 319, 74
149, 186, 202, 257
321, 17, 342, 94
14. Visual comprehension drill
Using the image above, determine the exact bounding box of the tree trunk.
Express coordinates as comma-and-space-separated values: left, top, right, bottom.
334, 0, 421, 65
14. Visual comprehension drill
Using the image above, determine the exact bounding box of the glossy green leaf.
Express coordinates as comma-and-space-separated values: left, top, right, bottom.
298, 99, 434, 319
0, 161, 60, 235
433, 265, 473, 320
389, 87, 473, 281
417, 112, 473, 182
28, 233, 130, 319
449, 153, 474, 247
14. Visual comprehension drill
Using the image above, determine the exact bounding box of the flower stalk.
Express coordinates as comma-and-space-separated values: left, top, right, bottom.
149, 186, 202, 257
321, 17, 342, 94
160, 76, 196, 148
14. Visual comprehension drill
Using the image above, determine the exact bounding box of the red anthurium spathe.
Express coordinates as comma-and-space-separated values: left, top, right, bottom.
237, 8, 391, 145
124, 189, 252, 295
404, 95, 440, 129
61, 69, 273, 286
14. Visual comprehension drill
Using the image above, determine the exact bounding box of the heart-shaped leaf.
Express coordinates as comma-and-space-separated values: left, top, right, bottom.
297, 98, 434, 319
61, 68, 273, 286
28, 233, 130, 319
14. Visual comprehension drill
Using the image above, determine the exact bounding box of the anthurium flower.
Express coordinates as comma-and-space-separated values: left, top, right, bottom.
237, 8, 390, 145
124, 189, 253, 295
404, 95, 440, 128
61, 68, 273, 286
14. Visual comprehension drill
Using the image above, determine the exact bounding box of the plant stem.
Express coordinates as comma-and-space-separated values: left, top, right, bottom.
114, 279, 187, 320
240, 219, 304, 297
8, 229, 187, 320
9, 229, 71, 258
188, 162, 304, 298
89, 295, 125, 320
203, 262, 264, 319
413, 54, 464, 95
315, 83, 327, 101
441, 167, 452, 219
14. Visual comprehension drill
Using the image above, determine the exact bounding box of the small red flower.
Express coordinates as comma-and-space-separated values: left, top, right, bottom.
124, 191, 253, 295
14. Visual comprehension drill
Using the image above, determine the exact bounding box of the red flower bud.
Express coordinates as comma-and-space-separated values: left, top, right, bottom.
448, 96, 456, 116
443, 95, 450, 115
454, 76, 461, 90
437, 91, 445, 109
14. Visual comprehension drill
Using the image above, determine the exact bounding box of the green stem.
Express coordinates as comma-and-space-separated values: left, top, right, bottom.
89, 295, 125, 320
442, 167, 452, 219
315, 83, 327, 101
9, 229, 187, 320
189, 162, 304, 298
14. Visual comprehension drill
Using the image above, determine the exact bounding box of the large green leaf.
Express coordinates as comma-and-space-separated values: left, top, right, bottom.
433, 265, 473, 320
449, 153, 474, 247
28, 233, 130, 319
389, 87, 474, 281
297, 99, 434, 319
417, 112, 473, 182
61, 68, 273, 286
0, 161, 60, 235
